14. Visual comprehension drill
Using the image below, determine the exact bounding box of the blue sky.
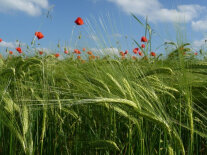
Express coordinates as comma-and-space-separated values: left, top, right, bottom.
0, 0, 207, 56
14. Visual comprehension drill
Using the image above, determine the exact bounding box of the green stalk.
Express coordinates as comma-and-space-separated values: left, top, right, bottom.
40, 107, 47, 155
40, 58, 47, 155
187, 96, 194, 153
9, 134, 13, 155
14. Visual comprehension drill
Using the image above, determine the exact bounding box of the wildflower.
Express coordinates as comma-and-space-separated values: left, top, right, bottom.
55, 53, 60, 58
120, 51, 125, 56
39, 51, 43, 55
141, 36, 148, 42
74, 49, 79, 53
133, 50, 137, 54
92, 55, 96, 59
133, 48, 138, 54
82, 48, 86, 51
74, 49, 81, 54
9, 51, 13, 55
0, 38, 2, 42
64, 50, 68, 54
16, 47, 22, 53
132, 56, 136, 60
150, 52, 156, 57
89, 56, 92, 60
75, 17, 84, 25
35, 32, 44, 40
141, 44, 145, 48
77, 50, 81, 54
77, 55, 81, 60
124, 50, 128, 55
138, 51, 143, 56
194, 52, 198, 55
87, 51, 92, 55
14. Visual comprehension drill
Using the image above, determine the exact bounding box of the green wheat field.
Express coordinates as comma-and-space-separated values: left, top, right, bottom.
0, 15, 207, 155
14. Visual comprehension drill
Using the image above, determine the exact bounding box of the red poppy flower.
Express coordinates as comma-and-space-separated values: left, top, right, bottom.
35, 32, 44, 40
77, 50, 81, 54
77, 55, 81, 60
64, 50, 68, 54
133, 48, 139, 54
0, 38, 2, 42
74, 49, 78, 53
16, 47, 22, 53
92, 55, 96, 59
150, 52, 156, 57
39, 51, 43, 55
55, 53, 60, 58
75, 17, 84, 25
133, 50, 137, 54
124, 50, 128, 55
87, 51, 92, 55
138, 51, 143, 56
82, 48, 86, 51
141, 36, 148, 42
194, 52, 198, 55
120, 51, 125, 56
74, 49, 81, 54
9, 51, 13, 55
141, 44, 145, 48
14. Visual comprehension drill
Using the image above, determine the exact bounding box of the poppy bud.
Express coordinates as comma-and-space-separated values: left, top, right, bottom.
150, 52, 156, 57
75, 17, 84, 25
141, 36, 148, 42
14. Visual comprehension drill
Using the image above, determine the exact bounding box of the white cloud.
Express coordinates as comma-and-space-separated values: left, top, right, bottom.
107, 0, 205, 23
0, 0, 49, 16
91, 47, 119, 56
0, 41, 17, 48
102, 47, 119, 55
192, 37, 207, 49
192, 19, 207, 31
